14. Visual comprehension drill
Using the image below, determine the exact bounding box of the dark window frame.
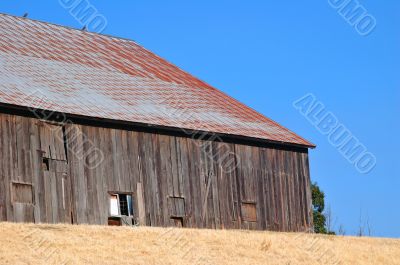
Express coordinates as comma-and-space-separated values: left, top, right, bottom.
108, 191, 135, 217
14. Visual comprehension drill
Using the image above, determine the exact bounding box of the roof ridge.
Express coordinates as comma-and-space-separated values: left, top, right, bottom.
0, 12, 136, 43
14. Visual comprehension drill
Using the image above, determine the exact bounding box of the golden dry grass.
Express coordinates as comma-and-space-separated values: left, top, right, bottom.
0, 222, 399, 265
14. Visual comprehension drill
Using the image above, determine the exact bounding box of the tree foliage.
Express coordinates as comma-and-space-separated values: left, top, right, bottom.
311, 182, 335, 235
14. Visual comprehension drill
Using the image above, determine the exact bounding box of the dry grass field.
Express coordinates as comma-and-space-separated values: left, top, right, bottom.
0, 222, 399, 265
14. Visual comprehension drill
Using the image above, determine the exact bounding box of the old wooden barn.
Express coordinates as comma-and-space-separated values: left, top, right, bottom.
0, 14, 315, 232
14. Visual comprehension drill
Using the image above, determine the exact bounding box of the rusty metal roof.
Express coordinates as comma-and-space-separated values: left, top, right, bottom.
0, 14, 314, 147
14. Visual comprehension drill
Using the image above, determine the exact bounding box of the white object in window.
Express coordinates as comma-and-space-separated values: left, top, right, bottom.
109, 194, 134, 217
110, 194, 119, 216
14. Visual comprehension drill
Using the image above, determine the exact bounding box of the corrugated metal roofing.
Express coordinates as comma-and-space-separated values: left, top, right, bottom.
0, 13, 314, 147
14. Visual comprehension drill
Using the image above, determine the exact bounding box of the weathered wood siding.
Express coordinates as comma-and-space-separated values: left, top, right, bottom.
0, 113, 313, 232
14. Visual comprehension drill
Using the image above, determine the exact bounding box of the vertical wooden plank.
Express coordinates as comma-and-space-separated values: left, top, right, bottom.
210, 142, 221, 229
232, 144, 242, 229
111, 129, 122, 192
170, 137, 180, 198
303, 151, 313, 230
13, 203, 24, 223
137, 132, 148, 225
151, 134, 162, 226
88, 126, 100, 224
4, 115, 17, 221
287, 150, 297, 231
213, 142, 226, 229
15, 116, 25, 183
270, 148, 280, 231
54, 160, 70, 223
103, 127, 114, 197
189, 138, 203, 228
157, 135, 172, 226
176, 137, 193, 227
29, 118, 42, 223
259, 148, 270, 230
66, 124, 88, 224
50, 171, 58, 223
202, 141, 212, 228
143, 133, 157, 226
42, 171, 51, 223
279, 149, 289, 231
127, 131, 140, 223
137, 182, 146, 225
83, 126, 93, 224
96, 127, 108, 225
138, 132, 157, 226
0, 114, 6, 221
64, 123, 76, 224
269, 148, 277, 231
119, 129, 129, 191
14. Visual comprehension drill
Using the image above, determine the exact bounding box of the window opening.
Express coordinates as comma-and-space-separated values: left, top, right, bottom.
109, 193, 134, 217
241, 202, 257, 222
42, 158, 50, 171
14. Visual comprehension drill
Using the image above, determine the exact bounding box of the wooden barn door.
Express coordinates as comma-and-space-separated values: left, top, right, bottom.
38, 122, 72, 224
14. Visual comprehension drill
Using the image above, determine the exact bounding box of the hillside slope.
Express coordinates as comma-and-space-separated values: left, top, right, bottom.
0, 223, 398, 265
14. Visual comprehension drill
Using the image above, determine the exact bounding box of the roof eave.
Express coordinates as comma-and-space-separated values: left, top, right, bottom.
0, 102, 315, 150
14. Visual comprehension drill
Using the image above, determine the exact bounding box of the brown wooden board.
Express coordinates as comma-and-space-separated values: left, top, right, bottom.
0, 113, 312, 232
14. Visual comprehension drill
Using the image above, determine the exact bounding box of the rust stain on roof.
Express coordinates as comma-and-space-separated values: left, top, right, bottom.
0, 13, 314, 147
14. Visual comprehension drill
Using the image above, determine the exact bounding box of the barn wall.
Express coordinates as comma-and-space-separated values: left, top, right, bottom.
0, 113, 313, 232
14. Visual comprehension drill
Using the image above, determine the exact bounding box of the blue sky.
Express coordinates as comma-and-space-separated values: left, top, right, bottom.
1, 1, 398, 237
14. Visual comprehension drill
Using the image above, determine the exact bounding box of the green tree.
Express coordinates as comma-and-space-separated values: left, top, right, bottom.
311, 182, 335, 235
